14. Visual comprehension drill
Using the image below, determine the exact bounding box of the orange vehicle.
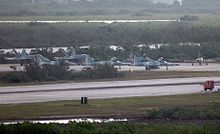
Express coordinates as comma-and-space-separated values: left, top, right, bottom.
202, 80, 214, 91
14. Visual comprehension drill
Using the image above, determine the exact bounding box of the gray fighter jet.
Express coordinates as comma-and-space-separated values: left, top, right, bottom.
5, 49, 35, 65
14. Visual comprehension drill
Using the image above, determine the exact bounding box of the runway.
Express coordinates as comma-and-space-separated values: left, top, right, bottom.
0, 77, 220, 104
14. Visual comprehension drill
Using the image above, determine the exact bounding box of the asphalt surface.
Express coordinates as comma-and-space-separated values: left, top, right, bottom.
0, 77, 220, 104
0, 64, 24, 72
116, 63, 220, 72
1, 63, 220, 72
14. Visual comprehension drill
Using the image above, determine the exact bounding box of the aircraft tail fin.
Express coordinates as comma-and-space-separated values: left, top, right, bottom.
130, 52, 134, 60
59, 48, 69, 58
145, 57, 152, 61
157, 57, 164, 62
111, 57, 117, 62
20, 49, 29, 57
12, 49, 19, 55
34, 54, 42, 64
70, 49, 76, 57
85, 55, 90, 66
134, 55, 138, 66
35, 54, 50, 65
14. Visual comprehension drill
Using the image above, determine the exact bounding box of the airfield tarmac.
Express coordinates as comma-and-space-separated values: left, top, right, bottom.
0, 64, 24, 72
1, 63, 220, 104
1, 63, 220, 72
116, 63, 220, 72
0, 77, 220, 104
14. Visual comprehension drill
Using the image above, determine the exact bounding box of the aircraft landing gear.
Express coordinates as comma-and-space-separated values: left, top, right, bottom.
145, 66, 151, 71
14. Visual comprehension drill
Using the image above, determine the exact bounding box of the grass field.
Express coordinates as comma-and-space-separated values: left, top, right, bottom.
0, 71, 220, 86
0, 93, 220, 121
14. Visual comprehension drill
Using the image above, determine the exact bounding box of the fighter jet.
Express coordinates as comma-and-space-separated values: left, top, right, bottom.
56, 48, 89, 65
196, 57, 205, 65
159, 59, 180, 66
5, 49, 35, 65
133, 56, 163, 70
34, 54, 59, 66
82, 55, 112, 66
85, 56, 129, 66
95, 57, 121, 65
192, 57, 208, 66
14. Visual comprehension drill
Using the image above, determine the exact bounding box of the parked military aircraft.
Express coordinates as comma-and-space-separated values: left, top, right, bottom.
96, 57, 127, 65
196, 57, 206, 65
85, 56, 129, 66
133, 55, 163, 70
5, 49, 35, 65
34, 54, 59, 66
56, 49, 89, 65
191, 57, 209, 66
160, 59, 180, 66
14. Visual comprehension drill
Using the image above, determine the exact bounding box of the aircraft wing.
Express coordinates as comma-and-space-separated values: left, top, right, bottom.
113, 61, 131, 66
4, 57, 16, 60
160, 60, 179, 66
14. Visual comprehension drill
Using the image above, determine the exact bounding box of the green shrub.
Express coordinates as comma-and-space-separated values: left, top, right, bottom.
76, 64, 121, 80
146, 103, 220, 120
78, 67, 97, 79
25, 62, 71, 81
180, 15, 199, 21
1, 122, 220, 134
1, 71, 31, 83
0, 63, 122, 83
25, 63, 47, 81
93, 64, 118, 79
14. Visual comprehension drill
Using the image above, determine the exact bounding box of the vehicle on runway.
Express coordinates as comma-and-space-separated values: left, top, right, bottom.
202, 80, 214, 91
5, 49, 35, 65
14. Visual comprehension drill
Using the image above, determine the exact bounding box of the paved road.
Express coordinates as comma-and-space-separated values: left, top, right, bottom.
0, 77, 220, 104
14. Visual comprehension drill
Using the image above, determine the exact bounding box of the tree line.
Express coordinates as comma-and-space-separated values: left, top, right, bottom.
1, 22, 220, 61
1, 22, 220, 48
1, 0, 220, 16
